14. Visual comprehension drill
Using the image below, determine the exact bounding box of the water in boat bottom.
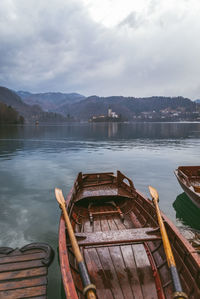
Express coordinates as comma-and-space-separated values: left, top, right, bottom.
0, 122, 199, 298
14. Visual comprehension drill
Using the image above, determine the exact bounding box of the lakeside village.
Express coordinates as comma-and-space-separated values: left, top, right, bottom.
90, 107, 200, 122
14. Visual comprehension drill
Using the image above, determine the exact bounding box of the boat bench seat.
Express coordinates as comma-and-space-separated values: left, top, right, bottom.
70, 227, 161, 247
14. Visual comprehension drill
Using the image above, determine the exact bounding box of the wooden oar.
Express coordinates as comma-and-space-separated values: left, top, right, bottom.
149, 186, 188, 299
55, 188, 96, 299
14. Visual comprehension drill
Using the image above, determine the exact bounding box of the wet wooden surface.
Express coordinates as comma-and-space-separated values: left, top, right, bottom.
59, 171, 200, 299
79, 205, 159, 299
73, 228, 161, 247
0, 243, 54, 299
75, 185, 133, 202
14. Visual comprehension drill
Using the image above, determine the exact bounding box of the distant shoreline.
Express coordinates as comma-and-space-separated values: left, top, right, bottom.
1, 120, 200, 126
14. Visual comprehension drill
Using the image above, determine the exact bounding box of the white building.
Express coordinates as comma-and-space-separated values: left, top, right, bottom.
108, 108, 119, 118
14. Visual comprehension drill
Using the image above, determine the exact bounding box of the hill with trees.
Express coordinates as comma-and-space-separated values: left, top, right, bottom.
1, 86, 199, 122
61, 95, 197, 121
0, 86, 69, 123
0, 102, 24, 124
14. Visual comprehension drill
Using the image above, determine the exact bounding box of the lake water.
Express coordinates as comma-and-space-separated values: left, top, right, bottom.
0, 122, 200, 298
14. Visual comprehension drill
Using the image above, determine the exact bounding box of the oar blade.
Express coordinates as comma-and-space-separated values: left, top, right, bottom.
55, 188, 65, 207
149, 185, 159, 201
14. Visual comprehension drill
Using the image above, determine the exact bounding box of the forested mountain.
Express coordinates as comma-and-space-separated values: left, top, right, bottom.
17, 91, 85, 113
0, 102, 24, 124
0, 86, 198, 122
0, 87, 27, 110
0, 86, 68, 123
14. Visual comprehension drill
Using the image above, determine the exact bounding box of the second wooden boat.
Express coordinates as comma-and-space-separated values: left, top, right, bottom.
0, 243, 54, 298
174, 166, 200, 208
58, 171, 200, 299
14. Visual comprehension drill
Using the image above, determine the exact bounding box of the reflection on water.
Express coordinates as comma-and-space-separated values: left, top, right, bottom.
1, 122, 200, 140
173, 192, 200, 230
90, 122, 200, 139
0, 122, 200, 159
107, 122, 118, 138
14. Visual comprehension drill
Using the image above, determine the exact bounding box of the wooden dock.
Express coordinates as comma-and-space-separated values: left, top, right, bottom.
0, 243, 54, 299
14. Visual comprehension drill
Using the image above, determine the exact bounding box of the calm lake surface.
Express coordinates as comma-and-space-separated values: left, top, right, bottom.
0, 122, 200, 298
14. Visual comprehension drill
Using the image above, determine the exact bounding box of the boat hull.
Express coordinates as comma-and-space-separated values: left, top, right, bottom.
58, 171, 200, 299
175, 167, 200, 209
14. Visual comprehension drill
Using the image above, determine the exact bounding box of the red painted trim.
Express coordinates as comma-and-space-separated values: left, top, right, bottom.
59, 185, 79, 299
59, 215, 78, 299
144, 242, 165, 299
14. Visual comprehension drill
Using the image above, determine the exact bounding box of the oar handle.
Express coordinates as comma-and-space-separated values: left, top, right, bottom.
149, 186, 188, 299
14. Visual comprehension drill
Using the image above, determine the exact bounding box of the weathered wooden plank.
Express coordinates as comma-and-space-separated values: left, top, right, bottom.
112, 216, 127, 230
121, 245, 143, 299
0, 267, 47, 281
0, 276, 47, 291
76, 185, 132, 202
93, 215, 101, 232
132, 244, 158, 299
0, 285, 46, 299
100, 215, 110, 232
74, 228, 160, 247
83, 218, 93, 233
106, 215, 118, 231
0, 252, 46, 264
92, 210, 119, 215
123, 214, 135, 229
109, 245, 134, 298
0, 249, 42, 258
97, 246, 124, 298
84, 248, 113, 298
0, 259, 43, 272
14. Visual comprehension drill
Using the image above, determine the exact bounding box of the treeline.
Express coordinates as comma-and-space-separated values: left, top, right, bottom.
0, 102, 24, 124
88, 96, 195, 113
65, 95, 197, 120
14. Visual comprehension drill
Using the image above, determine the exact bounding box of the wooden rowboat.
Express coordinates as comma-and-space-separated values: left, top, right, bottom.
174, 166, 200, 209
58, 171, 200, 299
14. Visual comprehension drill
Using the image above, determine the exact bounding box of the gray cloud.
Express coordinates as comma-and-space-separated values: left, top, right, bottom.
0, 0, 200, 99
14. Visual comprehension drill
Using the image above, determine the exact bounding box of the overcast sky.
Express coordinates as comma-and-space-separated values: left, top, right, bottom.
0, 0, 200, 99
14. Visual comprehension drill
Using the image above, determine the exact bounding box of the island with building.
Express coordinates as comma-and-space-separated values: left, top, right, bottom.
89, 107, 124, 122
